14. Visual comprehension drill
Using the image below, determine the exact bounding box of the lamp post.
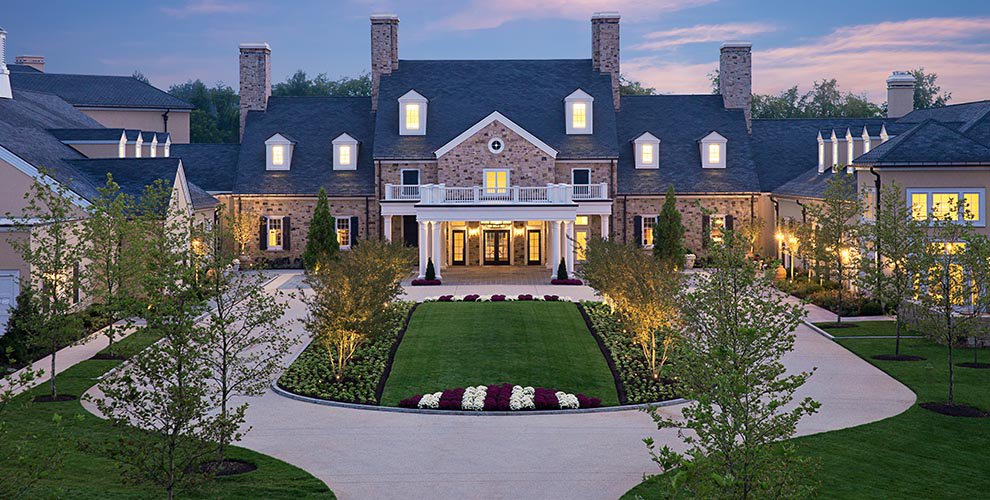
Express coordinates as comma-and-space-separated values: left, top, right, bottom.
788, 235, 798, 281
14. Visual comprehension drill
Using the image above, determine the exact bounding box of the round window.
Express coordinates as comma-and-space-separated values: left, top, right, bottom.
488, 137, 504, 154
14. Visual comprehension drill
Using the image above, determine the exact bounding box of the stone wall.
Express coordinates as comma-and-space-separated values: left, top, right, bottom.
614, 195, 756, 254
553, 162, 612, 186
436, 122, 554, 187
380, 161, 438, 187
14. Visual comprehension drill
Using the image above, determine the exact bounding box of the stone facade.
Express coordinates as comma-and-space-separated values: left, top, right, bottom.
380, 161, 439, 187
238, 44, 271, 139
370, 14, 399, 111
615, 195, 756, 254
719, 43, 752, 131
436, 122, 554, 187
553, 162, 612, 186
591, 12, 621, 110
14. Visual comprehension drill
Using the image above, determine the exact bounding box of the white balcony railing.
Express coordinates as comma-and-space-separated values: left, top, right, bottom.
384, 183, 608, 204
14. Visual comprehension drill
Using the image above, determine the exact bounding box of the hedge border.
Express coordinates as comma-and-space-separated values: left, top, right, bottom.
576, 302, 628, 405
373, 302, 419, 404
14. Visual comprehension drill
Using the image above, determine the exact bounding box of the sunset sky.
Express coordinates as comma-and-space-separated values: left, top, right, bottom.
5, 0, 990, 102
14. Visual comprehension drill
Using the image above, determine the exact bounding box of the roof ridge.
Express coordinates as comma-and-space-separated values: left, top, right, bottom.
399, 58, 591, 63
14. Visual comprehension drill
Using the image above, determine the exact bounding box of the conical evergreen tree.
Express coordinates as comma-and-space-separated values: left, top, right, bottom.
425, 258, 437, 281
556, 258, 568, 280
302, 188, 339, 270
653, 185, 686, 268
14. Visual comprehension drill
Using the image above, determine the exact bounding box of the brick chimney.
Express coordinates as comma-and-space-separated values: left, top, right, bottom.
591, 12, 620, 111
719, 42, 752, 132
370, 14, 399, 112
0, 28, 11, 99
886, 71, 915, 119
15, 55, 44, 72
239, 42, 271, 140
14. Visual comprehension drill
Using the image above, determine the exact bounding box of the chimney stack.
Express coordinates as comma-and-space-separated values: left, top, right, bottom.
370, 14, 399, 112
886, 71, 915, 119
719, 42, 752, 132
15, 55, 44, 72
591, 12, 621, 111
0, 28, 12, 99
238, 42, 271, 139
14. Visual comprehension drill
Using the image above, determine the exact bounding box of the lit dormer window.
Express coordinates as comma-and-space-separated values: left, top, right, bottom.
332, 133, 359, 171
135, 133, 143, 158
265, 133, 294, 171
398, 90, 428, 136
565, 89, 594, 135
634, 132, 660, 169
700, 131, 727, 169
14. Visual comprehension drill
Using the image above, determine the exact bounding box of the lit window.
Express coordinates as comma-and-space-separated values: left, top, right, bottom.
911, 193, 928, 221
641, 144, 653, 164
267, 217, 283, 250
336, 218, 351, 248
485, 170, 509, 194
339, 145, 351, 166
575, 215, 589, 226
708, 144, 720, 164
642, 216, 657, 248
272, 145, 285, 166
575, 229, 588, 261
932, 193, 959, 221
964, 192, 980, 221
405, 103, 420, 130
710, 214, 727, 244
572, 102, 587, 130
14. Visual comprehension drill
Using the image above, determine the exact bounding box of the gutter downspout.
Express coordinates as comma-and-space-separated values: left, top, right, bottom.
795, 199, 807, 223
162, 109, 170, 133
770, 195, 780, 260
622, 195, 628, 244
869, 166, 882, 286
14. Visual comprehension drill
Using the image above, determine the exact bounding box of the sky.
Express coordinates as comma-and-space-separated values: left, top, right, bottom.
4, 0, 990, 102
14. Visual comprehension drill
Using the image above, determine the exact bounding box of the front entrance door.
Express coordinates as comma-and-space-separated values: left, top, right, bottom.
451, 230, 466, 265
483, 230, 510, 265
527, 230, 541, 265
402, 215, 418, 247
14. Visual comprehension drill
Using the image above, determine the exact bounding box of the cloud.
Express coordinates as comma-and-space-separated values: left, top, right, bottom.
162, 0, 252, 18
433, 0, 715, 31
633, 23, 775, 51
624, 17, 990, 102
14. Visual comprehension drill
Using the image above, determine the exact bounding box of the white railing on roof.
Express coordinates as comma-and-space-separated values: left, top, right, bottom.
384, 182, 608, 204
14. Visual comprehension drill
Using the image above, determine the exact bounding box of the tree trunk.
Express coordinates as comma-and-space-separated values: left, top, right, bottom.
948, 342, 954, 404
50, 342, 57, 398
894, 317, 902, 356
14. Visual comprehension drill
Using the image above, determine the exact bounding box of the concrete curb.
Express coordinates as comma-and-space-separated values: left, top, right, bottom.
270, 381, 688, 416
803, 320, 835, 339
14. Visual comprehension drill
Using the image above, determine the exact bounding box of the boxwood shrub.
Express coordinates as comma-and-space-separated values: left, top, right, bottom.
582, 302, 675, 404
278, 301, 413, 404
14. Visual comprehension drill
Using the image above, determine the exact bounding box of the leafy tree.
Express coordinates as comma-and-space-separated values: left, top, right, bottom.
806, 173, 861, 323
0, 284, 42, 368
0, 362, 64, 499
645, 232, 818, 498
168, 80, 240, 143
708, 68, 719, 94
8, 170, 84, 400
301, 188, 339, 270
752, 86, 804, 119
230, 207, 256, 256
302, 241, 413, 381
619, 74, 656, 95
131, 71, 150, 84
961, 234, 990, 366
80, 174, 139, 357
909, 67, 951, 110
272, 70, 372, 97
803, 79, 882, 118
653, 186, 686, 268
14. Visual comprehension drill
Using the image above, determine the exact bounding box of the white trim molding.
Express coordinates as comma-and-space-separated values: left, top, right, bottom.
564, 88, 594, 135
265, 133, 294, 171
907, 187, 986, 227
332, 133, 359, 170
634, 132, 660, 169
434, 111, 558, 159
700, 131, 727, 169
398, 89, 428, 136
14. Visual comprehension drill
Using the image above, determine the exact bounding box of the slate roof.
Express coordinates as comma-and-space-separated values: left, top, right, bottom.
897, 100, 990, 130
750, 118, 885, 192
10, 71, 194, 110
48, 128, 125, 142
614, 94, 759, 194
7, 64, 42, 73
170, 143, 241, 192
772, 165, 849, 199
235, 97, 375, 196
66, 158, 218, 209
854, 119, 990, 167
373, 59, 619, 160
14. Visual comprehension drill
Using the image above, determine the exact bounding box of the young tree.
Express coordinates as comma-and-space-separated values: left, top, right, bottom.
200, 219, 294, 467
959, 234, 990, 367
0, 362, 65, 499
8, 172, 84, 400
230, 207, 257, 257
80, 174, 139, 357
302, 241, 413, 381
654, 186, 686, 268
302, 188, 339, 270
909, 67, 951, 110
806, 173, 861, 323
645, 232, 818, 498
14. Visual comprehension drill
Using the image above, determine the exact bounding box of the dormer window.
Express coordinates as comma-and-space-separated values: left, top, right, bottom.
880, 124, 889, 143
817, 132, 825, 172
150, 135, 158, 158
634, 132, 660, 169
700, 131, 727, 169
332, 133, 359, 170
118, 134, 127, 158
565, 89, 594, 135
862, 127, 872, 154
135, 134, 143, 158
398, 90, 428, 136
265, 133, 294, 171
164, 137, 171, 158
845, 129, 855, 164
831, 130, 840, 166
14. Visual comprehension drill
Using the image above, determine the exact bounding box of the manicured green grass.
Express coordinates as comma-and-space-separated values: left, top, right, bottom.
380, 301, 619, 406
814, 320, 921, 337
3, 329, 334, 499
624, 327, 990, 499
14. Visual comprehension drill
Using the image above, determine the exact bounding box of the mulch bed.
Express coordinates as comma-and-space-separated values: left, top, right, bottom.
817, 322, 859, 329
957, 362, 990, 369
32, 394, 77, 403
919, 402, 989, 418
91, 352, 126, 360
197, 459, 258, 476
873, 354, 927, 362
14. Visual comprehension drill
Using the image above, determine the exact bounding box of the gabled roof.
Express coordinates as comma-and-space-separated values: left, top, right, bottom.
854, 119, 990, 167
616, 94, 760, 194
772, 165, 849, 199
373, 59, 618, 160
10, 71, 194, 110
897, 100, 990, 131
66, 158, 218, 209
236, 96, 375, 196
434, 111, 557, 159
48, 128, 125, 142
7, 64, 42, 73
170, 143, 240, 193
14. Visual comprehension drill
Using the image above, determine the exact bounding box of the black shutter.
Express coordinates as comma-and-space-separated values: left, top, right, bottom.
283, 217, 291, 251
702, 215, 710, 249
725, 215, 734, 232
633, 215, 642, 247
259, 216, 268, 250
350, 216, 359, 246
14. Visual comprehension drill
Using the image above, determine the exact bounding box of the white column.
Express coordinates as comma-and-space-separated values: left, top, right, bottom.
431, 221, 443, 280
549, 220, 560, 277
600, 215, 610, 241
383, 215, 393, 242
565, 220, 575, 277
418, 220, 429, 278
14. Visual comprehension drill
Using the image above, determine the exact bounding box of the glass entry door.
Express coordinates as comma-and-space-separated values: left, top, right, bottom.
451, 230, 466, 265
483, 230, 510, 265
527, 230, 541, 265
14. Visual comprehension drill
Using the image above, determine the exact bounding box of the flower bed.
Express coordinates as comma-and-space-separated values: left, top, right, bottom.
278, 301, 414, 404
551, 278, 584, 285
411, 279, 442, 286
398, 383, 601, 411
427, 294, 563, 303
581, 302, 675, 404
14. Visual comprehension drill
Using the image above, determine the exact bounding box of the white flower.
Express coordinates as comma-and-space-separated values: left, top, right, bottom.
418, 391, 442, 409
556, 391, 579, 409
462, 385, 487, 411
509, 385, 535, 410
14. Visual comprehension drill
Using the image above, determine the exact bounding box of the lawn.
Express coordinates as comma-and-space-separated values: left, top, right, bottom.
379, 301, 619, 406
2, 328, 334, 499
624, 325, 990, 499
813, 320, 922, 337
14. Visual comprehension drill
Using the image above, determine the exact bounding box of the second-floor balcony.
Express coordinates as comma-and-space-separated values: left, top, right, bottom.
384, 183, 609, 204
